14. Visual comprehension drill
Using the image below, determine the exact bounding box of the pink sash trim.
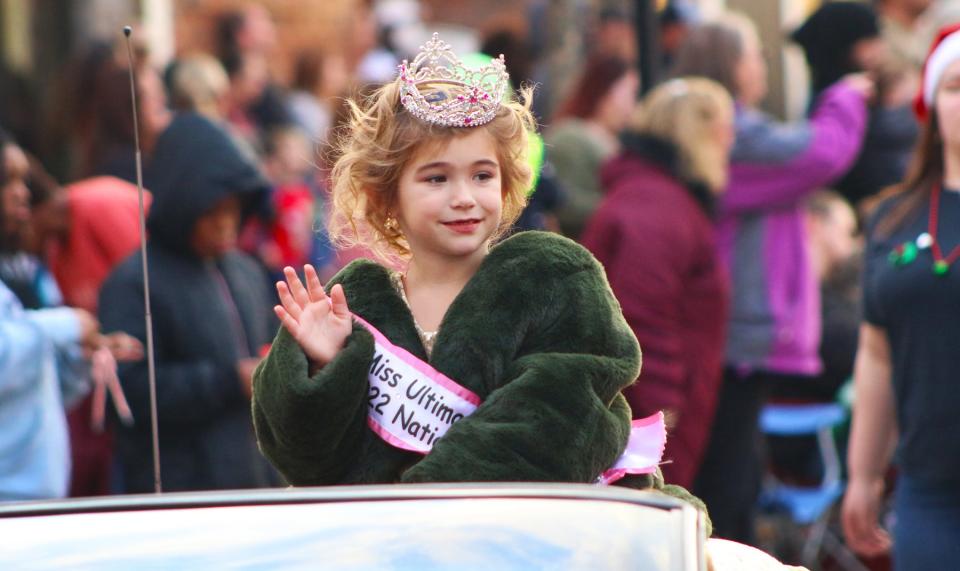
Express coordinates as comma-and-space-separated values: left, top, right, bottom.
367, 419, 427, 453
353, 314, 481, 405
597, 412, 667, 485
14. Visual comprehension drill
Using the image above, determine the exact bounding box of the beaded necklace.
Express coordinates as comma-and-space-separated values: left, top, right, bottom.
927, 184, 960, 275
889, 184, 960, 275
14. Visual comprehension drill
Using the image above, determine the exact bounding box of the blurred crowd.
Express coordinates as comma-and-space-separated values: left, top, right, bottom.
1, 0, 958, 567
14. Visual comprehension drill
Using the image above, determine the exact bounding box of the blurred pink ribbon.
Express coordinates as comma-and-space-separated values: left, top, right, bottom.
597, 412, 667, 485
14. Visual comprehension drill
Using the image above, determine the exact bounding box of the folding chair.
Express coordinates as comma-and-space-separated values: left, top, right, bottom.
759, 403, 868, 571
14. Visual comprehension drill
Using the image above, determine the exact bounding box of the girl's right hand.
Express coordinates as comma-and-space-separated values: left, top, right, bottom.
274, 264, 353, 371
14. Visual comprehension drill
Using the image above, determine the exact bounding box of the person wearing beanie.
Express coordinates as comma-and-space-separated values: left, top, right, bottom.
842, 22, 960, 569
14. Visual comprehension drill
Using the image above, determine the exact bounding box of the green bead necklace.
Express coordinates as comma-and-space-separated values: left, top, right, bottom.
888, 184, 960, 275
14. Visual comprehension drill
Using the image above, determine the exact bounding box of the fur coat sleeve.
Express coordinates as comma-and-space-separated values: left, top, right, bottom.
251, 322, 374, 485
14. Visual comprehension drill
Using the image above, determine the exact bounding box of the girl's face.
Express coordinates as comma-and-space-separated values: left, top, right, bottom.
937, 59, 960, 149
395, 128, 503, 264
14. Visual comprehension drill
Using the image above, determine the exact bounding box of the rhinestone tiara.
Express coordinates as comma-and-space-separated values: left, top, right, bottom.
398, 33, 510, 128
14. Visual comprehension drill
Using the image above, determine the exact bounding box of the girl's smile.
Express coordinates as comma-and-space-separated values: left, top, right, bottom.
441, 217, 484, 233
395, 128, 503, 264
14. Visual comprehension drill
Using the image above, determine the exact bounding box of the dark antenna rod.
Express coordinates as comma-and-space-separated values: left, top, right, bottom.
123, 25, 162, 493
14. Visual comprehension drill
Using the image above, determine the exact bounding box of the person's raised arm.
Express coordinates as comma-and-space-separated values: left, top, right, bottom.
723, 76, 872, 215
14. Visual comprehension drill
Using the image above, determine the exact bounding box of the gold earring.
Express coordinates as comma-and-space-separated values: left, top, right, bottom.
384, 216, 399, 232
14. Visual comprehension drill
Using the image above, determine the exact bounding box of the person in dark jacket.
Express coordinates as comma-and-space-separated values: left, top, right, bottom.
582, 78, 734, 489
99, 113, 277, 493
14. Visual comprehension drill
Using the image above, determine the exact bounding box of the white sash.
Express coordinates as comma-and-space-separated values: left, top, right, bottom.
354, 316, 665, 483
354, 315, 480, 453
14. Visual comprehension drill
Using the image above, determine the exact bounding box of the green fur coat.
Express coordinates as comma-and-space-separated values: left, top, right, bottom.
252, 231, 705, 520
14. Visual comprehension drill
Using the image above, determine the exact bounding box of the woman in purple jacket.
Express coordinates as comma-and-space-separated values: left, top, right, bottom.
671, 13, 873, 543
582, 78, 734, 490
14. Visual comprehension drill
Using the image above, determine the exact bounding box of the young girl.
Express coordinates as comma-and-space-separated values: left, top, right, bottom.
252, 35, 687, 498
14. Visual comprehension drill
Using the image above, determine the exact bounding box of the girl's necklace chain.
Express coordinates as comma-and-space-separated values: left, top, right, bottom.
391, 272, 437, 357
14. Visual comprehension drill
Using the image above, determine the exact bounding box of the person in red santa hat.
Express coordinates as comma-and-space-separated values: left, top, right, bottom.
843, 22, 960, 569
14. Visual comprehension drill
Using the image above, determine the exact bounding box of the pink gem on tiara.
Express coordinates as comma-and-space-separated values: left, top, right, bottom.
397, 33, 510, 128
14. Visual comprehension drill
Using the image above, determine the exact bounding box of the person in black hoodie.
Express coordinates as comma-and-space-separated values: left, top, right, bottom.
99, 112, 278, 493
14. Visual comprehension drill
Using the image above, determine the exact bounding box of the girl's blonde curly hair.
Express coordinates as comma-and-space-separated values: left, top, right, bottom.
327, 80, 537, 262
